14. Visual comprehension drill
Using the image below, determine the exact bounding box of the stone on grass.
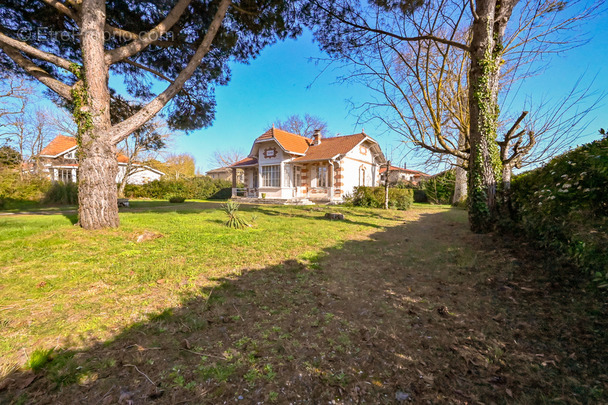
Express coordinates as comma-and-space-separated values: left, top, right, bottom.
325, 213, 345, 220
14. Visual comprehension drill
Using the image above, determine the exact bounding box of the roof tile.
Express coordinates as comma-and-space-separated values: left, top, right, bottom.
292, 133, 367, 162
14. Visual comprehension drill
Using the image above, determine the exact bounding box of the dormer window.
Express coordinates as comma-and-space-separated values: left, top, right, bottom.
64, 151, 76, 159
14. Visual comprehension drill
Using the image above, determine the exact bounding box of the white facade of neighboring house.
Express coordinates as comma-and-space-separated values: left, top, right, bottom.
37, 135, 164, 184
380, 166, 429, 185
229, 127, 386, 202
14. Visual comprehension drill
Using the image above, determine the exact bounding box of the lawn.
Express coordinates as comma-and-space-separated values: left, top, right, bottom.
0, 202, 606, 404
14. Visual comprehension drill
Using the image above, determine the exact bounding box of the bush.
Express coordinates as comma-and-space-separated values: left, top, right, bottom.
348, 186, 413, 210
423, 170, 455, 204
0, 168, 51, 209
43, 181, 78, 205
123, 177, 234, 200
510, 136, 608, 285
169, 196, 186, 203
393, 181, 428, 203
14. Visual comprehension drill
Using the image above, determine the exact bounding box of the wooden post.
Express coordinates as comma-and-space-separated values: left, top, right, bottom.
384, 160, 391, 210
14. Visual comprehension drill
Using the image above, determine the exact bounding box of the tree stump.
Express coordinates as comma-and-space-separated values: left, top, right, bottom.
117, 198, 130, 208
325, 213, 345, 220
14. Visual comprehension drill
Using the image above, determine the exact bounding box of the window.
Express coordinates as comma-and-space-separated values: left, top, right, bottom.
359, 166, 366, 186
317, 166, 328, 187
261, 165, 280, 187
294, 166, 302, 187
57, 169, 74, 183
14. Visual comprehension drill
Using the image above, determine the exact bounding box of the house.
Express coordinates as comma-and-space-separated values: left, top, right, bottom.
229, 127, 386, 203
380, 166, 429, 185
206, 166, 244, 183
36, 135, 164, 184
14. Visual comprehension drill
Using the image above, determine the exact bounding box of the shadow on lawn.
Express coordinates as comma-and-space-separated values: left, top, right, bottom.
1, 210, 607, 404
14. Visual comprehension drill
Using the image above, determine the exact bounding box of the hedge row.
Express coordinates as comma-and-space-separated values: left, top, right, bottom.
510, 137, 608, 286
345, 186, 414, 210
123, 177, 235, 200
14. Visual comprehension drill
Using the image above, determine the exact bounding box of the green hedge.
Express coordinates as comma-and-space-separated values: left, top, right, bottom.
123, 177, 235, 200
510, 137, 608, 286
347, 186, 413, 210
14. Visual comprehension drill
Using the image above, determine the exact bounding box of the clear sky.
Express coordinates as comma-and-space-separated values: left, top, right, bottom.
175, 11, 608, 174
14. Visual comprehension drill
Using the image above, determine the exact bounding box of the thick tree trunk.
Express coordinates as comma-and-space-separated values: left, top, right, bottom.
78, 138, 119, 228
467, 0, 516, 232
77, 0, 117, 229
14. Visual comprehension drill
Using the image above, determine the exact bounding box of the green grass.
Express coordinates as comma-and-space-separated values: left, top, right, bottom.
0, 202, 419, 368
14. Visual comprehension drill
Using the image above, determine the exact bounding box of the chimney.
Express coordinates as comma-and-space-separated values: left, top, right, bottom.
312, 129, 322, 145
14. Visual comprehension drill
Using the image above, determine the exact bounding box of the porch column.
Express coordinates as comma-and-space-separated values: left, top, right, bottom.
53, 168, 58, 181
231, 167, 237, 198
329, 162, 334, 200
72, 168, 77, 183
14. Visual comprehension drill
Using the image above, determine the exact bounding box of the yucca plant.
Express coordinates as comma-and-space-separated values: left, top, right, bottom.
222, 201, 249, 229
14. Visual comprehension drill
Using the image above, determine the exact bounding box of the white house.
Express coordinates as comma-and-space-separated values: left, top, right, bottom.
37, 135, 164, 184
229, 127, 386, 203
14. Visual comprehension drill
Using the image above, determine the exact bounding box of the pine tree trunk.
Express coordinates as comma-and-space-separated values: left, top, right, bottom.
76, 0, 118, 229
467, 0, 514, 233
78, 138, 119, 229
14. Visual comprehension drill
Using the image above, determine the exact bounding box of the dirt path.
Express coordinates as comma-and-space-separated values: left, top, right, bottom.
1, 208, 606, 404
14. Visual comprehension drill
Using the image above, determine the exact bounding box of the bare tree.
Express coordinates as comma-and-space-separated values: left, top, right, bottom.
0, 76, 31, 146
308, 0, 603, 231
209, 148, 246, 168
272, 114, 330, 138
117, 119, 169, 197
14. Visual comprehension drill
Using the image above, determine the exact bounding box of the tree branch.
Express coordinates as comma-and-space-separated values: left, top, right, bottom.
105, 0, 192, 65
0, 45, 72, 100
108, 0, 231, 144
0, 31, 75, 71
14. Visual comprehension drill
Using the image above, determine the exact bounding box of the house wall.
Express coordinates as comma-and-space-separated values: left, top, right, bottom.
117, 165, 163, 185
256, 140, 287, 199
340, 141, 380, 196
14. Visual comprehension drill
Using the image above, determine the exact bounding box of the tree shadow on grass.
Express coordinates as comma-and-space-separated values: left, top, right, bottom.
1, 210, 607, 404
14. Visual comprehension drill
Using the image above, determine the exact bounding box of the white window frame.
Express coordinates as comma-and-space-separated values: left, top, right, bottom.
261, 165, 280, 187
317, 166, 328, 187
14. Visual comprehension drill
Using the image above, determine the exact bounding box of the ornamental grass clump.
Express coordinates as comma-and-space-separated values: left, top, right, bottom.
222, 201, 249, 229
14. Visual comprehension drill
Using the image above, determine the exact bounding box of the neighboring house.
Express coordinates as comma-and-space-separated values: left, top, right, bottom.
380, 166, 429, 185
36, 135, 164, 184
206, 166, 244, 183
229, 127, 386, 202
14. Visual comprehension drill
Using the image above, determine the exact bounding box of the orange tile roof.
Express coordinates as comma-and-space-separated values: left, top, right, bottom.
292, 133, 367, 162
231, 157, 258, 167
379, 166, 428, 176
41, 135, 135, 163
40, 135, 77, 156
256, 127, 311, 154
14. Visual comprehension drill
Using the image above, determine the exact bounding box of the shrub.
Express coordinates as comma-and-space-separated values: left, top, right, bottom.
169, 196, 186, 203
510, 136, 608, 285
222, 201, 249, 229
26, 348, 54, 372
349, 187, 413, 210
423, 170, 455, 204
43, 181, 78, 205
123, 177, 234, 200
0, 168, 50, 208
